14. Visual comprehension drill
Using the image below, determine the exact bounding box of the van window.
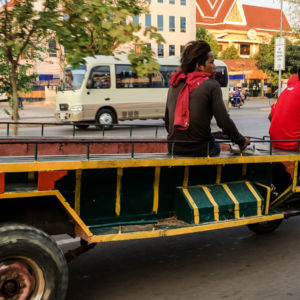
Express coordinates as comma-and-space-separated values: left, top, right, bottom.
63, 65, 86, 90
215, 66, 228, 87
116, 65, 150, 88
89, 66, 111, 89
116, 65, 178, 88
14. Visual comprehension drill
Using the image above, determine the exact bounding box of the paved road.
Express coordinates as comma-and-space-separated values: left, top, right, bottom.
0, 99, 273, 138
64, 217, 300, 300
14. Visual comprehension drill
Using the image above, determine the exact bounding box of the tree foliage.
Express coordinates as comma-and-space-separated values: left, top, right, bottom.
0, 0, 61, 124
0, 0, 164, 127
255, 34, 300, 86
219, 45, 240, 60
196, 27, 219, 58
57, 0, 164, 72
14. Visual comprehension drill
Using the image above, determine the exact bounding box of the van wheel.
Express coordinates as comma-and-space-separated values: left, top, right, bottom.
0, 223, 68, 300
247, 219, 283, 235
95, 108, 116, 130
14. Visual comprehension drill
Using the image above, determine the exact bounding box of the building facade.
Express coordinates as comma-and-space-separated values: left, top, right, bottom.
135, 0, 196, 57
196, 0, 290, 58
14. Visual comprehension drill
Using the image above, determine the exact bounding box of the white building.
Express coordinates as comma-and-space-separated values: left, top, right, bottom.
135, 0, 196, 57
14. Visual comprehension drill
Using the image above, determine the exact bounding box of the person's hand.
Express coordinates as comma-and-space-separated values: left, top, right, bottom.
240, 137, 250, 151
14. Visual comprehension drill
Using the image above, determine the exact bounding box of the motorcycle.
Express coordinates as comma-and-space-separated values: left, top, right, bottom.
229, 90, 243, 108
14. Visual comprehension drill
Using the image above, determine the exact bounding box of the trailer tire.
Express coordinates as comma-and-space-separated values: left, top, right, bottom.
0, 223, 68, 300
247, 219, 283, 235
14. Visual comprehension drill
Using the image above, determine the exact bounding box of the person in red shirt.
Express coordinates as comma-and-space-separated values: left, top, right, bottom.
269, 73, 300, 150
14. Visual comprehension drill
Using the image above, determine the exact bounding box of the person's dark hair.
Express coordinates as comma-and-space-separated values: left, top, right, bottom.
180, 40, 211, 73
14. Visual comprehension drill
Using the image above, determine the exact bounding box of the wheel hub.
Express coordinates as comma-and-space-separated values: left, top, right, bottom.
99, 113, 112, 125
0, 261, 35, 299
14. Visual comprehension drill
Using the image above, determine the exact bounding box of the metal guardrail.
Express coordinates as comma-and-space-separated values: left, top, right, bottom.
0, 122, 165, 138
0, 138, 299, 161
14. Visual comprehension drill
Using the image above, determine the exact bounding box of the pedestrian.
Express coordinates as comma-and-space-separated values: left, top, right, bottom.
164, 40, 249, 157
269, 72, 300, 150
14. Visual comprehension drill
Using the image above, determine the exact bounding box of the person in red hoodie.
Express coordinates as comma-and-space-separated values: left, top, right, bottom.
164, 40, 249, 157
269, 73, 300, 150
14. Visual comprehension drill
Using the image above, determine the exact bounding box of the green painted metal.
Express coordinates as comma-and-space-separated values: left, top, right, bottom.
120, 167, 154, 216
226, 182, 262, 217
80, 169, 117, 225
176, 181, 265, 224
158, 166, 185, 218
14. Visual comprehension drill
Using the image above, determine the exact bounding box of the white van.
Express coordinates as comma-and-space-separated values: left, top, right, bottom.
0, 93, 8, 102
55, 56, 229, 128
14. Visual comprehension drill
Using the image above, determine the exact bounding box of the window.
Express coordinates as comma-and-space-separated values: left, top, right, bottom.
133, 16, 139, 24
215, 66, 228, 87
180, 17, 186, 32
145, 14, 151, 29
240, 44, 250, 55
115, 64, 178, 88
158, 0, 163, 2
63, 65, 86, 90
180, 0, 186, 5
157, 15, 164, 31
48, 40, 57, 57
169, 16, 175, 32
158, 44, 164, 57
116, 65, 150, 88
169, 0, 175, 3
158, 66, 178, 87
89, 66, 111, 89
169, 45, 175, 56
146, 43, 152, 49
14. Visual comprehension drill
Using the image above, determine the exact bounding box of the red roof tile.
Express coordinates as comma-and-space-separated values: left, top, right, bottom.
243, 4, 290, 31
196, 1, 291, 33
222, 59, 259, 72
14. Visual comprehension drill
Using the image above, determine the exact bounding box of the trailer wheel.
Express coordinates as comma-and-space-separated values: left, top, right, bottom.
0, 223, 68, 300
247, 219, 283, 235
95, 108, 116, 130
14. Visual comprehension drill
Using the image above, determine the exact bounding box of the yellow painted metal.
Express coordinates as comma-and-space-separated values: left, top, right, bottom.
0, 190, 93, 238
216, 165, 222, 184
292, 161, 299, 192
202, 186, 219, 221
254, 182, 271, 215
90, 214, 284, 243
1, 154, 300, 173
183, 166, 189, 187
245, 181, 262, 216
182, 188, 199, 224
115, 168, 123, 216
271, 185, 293, 209
153, 167, 160, 213
75, 170, 82, 215
222, 184, 240, 219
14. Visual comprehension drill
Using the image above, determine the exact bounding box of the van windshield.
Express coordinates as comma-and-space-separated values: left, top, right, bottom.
62, 65, 86, 90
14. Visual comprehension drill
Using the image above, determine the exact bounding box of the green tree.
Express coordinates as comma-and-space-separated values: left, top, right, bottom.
219, 45, 240, 59
0, 0, 61, 127
255, 35, 300, 86
196, 26, 219, 58
57, 0, 164, 72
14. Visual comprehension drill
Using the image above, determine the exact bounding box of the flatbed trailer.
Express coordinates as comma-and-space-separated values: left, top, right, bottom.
0, 136, 299, 299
